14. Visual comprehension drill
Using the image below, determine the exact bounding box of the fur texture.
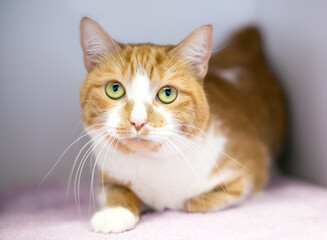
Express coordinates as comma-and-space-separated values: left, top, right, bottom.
79, 17, 286, 233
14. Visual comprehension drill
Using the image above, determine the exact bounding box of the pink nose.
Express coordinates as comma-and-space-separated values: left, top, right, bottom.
130, 119, 147, 131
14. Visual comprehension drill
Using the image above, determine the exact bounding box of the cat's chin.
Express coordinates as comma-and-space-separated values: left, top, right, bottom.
119, 138, 160, 152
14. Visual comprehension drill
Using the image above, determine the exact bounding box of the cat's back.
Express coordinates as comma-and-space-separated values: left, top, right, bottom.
205, 27, 286, 154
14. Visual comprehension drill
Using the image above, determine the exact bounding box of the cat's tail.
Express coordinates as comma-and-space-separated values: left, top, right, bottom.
209, 26, 264, 66
228, 26, 263, 61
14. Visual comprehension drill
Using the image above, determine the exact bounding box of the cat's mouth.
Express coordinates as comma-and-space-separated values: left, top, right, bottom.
119, 137, 159, 152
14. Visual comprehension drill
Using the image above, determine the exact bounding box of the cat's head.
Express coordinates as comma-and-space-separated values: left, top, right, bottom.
80, 17, 212, 152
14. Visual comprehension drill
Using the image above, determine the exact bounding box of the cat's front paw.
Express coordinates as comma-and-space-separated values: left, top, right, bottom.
91, 207, 139, 234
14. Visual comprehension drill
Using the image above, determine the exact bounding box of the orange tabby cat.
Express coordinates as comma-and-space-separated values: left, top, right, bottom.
79, 17, 286, 233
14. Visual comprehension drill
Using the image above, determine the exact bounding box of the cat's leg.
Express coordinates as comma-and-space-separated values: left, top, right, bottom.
91, 184, 141, 234
185, 173, 254, 212
185, 140, 269, 213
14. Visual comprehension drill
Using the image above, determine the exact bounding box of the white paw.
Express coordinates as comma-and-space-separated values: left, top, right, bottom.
91, 207, 139, 234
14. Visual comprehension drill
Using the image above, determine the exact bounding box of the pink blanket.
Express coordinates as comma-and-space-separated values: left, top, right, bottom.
1, 175, 327, 239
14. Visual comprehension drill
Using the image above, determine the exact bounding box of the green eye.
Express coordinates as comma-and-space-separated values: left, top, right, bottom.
105, 81, 125, 99
157, 86, 178, 104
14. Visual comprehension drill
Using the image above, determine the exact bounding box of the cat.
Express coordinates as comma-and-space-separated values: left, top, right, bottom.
79, 17, 286, 233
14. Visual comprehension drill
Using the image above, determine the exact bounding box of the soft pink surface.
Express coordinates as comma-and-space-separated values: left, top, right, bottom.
1, 175, 327, 240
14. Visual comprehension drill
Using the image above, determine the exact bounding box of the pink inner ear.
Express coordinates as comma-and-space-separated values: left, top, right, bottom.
169, 25, 213, 78
80, 18, 121, 71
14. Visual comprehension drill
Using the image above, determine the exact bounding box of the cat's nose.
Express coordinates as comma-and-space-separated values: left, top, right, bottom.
130, 103, 148, 131
130, 118, 147, 131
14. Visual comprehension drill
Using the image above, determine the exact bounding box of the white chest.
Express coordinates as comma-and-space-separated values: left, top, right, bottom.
93, 127, 230, 211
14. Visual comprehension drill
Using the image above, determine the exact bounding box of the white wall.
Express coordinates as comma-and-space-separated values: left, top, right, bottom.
0, 0, 257, 190
256, 0, 327, 185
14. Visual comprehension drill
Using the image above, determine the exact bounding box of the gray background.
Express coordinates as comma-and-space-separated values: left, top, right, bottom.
1, 0, 326, 191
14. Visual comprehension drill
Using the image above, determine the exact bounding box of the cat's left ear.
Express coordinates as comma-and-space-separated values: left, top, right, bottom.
80, 17, 122, 71
169, 25, 213, 79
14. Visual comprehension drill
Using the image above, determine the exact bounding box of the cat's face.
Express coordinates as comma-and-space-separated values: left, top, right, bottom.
80, 18, 213, 152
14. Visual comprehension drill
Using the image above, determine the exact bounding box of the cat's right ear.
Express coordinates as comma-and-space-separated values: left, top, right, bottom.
80, 17, 121, 71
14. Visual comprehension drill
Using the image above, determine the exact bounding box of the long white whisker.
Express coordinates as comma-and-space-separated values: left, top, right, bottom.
74, 133, 107, 213
165, 138, 200, 182
66, 131, 104, 199
69, 119, 83, 140
89, 136, 114, 216
162, 141, 191, 212
170, 133, 232, 202
100, 138, 116, 209
172, 126, 254, 174
38, 127, 103, 188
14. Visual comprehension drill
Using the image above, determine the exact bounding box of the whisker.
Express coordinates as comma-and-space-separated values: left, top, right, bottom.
74, 132, 107, 213
162, 141, 191, 212
171, 125, 254, 174
69, 119, 83, 140
100, 137, 117, 209
38, 127, 103, 189
111, 138, 119, 181
66, 131, 104, 199
169, 133, 232, 202
89, 136, 114, 216
165, 138, 200, 182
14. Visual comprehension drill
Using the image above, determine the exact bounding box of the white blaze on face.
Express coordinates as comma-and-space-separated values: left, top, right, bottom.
128, 69, 152, 128
103, 68, 175, 140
